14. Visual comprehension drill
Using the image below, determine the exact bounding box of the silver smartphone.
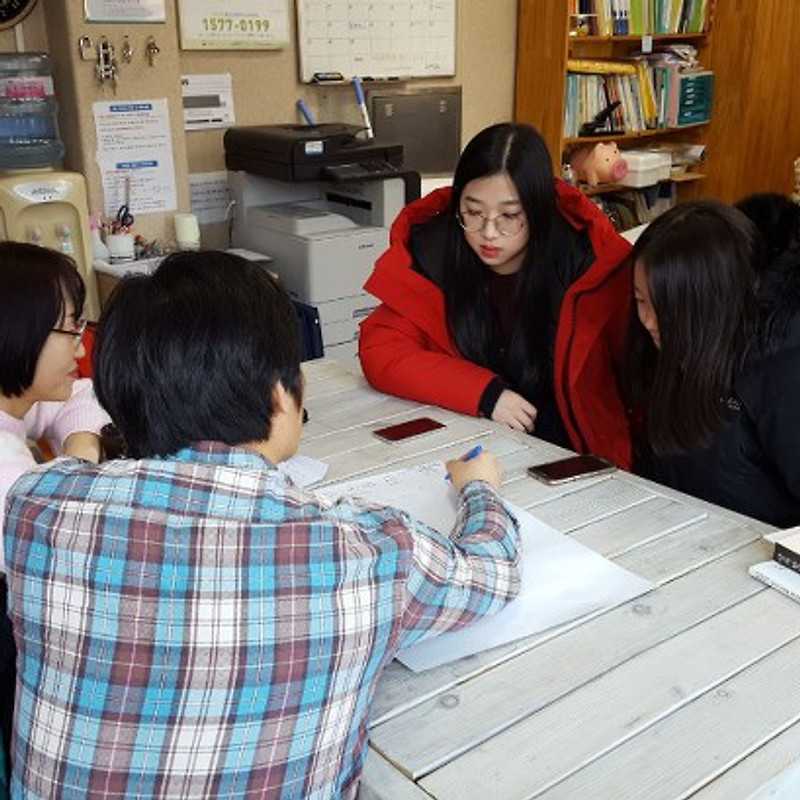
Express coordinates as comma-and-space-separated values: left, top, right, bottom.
527, 454, 616, 485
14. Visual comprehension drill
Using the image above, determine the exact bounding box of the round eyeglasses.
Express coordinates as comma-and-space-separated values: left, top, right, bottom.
456, 209, 526, 237
51, 318, 88, 343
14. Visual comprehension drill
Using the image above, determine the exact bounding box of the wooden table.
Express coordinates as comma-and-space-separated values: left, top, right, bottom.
300, 359, 800, 800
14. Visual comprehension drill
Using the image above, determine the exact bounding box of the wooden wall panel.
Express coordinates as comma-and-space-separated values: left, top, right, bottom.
514, 0, 569, 171
702, 0, 800, 202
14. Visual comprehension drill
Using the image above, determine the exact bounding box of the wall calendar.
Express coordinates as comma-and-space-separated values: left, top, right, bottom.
296, 1, 456, 82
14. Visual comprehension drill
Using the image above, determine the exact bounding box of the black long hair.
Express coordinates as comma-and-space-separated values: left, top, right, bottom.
628, 201, 761, 455
442, 123, 569, 386
0, 241, 85, 397
94, 251, 302, 458
736, 192, 800, 347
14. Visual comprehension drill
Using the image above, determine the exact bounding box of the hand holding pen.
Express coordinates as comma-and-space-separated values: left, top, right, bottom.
446, 445, 502, 492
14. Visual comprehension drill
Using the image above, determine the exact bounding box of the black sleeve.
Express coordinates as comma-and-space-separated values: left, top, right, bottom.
742, 348, 800, 503
479, 377, 506, 419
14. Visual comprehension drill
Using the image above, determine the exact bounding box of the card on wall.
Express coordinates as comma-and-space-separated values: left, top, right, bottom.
177, 0, 289, 50
84, 0, 166, 23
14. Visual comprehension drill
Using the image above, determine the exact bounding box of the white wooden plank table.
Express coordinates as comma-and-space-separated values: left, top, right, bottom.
300, 360, 800, 800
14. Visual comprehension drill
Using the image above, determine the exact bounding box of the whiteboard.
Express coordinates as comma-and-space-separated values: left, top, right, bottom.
296, 0, 456, 82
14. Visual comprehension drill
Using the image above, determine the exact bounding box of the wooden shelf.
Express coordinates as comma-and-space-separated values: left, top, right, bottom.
565, 123, 708, 147
578, 172, 705, 196
669, 171, 705, 183
515, 0, 715, 202
569, 33, 708, 44
579, 183, 626, 196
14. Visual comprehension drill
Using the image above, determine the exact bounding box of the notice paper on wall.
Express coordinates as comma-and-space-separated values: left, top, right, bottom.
84, 0, 166, 22
94, 99, 177, 217
181, 73, 235, 130
189, 171, 232, 225
177, 0, 289, 50
321, 462, 655, 673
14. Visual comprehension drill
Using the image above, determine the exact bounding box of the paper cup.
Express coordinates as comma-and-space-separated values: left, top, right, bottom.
106, 233, 135, 263
174, 212, 200, 250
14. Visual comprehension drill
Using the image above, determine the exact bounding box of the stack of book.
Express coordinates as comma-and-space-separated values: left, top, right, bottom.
565, 59, 654, 137
749, 527, 800, 602
564, 50, 713, 137
573, 0, 709, 36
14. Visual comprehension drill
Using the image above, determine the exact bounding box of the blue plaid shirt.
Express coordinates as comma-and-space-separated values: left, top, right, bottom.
5, 443, 520, 799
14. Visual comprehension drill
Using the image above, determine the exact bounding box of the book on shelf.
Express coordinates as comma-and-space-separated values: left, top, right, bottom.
582, 0, 708, 36
565, 52, 712, 136
588, 181, 676, 231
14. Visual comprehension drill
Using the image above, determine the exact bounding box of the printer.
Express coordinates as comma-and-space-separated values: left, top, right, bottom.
225, 123, 420, 361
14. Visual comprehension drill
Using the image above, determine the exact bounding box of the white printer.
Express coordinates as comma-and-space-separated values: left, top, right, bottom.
225, 124, 419, 361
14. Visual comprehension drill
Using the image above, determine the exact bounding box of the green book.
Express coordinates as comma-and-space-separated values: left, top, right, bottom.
630, 0, 643, 35
690, 0, 708, 32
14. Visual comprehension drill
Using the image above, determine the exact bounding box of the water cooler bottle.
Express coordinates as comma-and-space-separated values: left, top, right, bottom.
0, 53, 99, 319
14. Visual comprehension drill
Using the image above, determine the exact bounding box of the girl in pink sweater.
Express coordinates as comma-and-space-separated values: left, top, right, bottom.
0, 242, 110, 562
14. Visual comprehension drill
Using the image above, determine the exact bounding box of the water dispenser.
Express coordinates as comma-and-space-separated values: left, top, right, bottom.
0, 172, 100, 319
0, 53, 98, 318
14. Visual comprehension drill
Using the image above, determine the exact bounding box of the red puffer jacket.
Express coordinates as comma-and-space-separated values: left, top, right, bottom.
359, 182, 634, 468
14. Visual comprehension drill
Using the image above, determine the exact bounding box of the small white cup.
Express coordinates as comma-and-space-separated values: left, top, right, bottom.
174, 212, 200, 250
106, 233, 135, 264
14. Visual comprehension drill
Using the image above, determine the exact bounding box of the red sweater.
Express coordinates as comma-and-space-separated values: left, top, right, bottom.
359, 182, 634, 468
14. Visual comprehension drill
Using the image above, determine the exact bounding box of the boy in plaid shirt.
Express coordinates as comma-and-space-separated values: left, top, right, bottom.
5, 251, 520, 799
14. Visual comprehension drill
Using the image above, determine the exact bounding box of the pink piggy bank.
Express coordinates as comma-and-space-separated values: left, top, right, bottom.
569, 142, 629, 186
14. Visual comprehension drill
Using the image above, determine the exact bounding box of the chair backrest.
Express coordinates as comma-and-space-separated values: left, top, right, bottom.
77, 322, 96, 378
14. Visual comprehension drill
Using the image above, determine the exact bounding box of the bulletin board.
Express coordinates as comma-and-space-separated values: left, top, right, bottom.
296, 0, 456, 82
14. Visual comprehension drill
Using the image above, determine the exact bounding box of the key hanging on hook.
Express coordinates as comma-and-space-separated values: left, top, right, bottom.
121, 36, 134, 64
96, 38, 118, 91
78, 36, 94, 61
146, 36, 160, 67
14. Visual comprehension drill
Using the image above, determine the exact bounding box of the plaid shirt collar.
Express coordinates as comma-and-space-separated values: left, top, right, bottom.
161, 440, 275, 471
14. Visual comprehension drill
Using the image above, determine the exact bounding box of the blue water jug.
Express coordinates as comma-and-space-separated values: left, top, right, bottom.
0, 52, 64, 169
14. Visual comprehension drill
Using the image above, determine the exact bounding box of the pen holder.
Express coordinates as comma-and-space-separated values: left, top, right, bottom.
106, 232, 135, 264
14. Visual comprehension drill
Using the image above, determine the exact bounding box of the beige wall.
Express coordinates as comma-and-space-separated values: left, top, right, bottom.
1, 1, 517, 248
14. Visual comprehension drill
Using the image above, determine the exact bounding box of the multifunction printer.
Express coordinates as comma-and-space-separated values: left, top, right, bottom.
225, 123, 420, 361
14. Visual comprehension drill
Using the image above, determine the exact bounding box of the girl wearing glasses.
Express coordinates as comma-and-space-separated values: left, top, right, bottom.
359, 123, 633, 465
0, 241, 109, 779
0, 242, 110, 537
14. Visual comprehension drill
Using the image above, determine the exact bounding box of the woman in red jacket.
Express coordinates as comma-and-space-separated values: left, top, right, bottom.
359, 123, 634, 467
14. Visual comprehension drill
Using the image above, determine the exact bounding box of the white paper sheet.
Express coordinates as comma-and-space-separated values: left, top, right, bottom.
93, 99, 177, 217
323, 462, 655, 672
189, 171, 232, 224
278, 454, 328, 488
177, 0, 290, 50
84, 0, 166, 22
182, 74, 235, 130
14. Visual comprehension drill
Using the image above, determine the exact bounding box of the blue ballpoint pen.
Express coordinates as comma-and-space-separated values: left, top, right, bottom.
352, 76, 374, 140
296, 98, 316, 126
445, 444, 484, 481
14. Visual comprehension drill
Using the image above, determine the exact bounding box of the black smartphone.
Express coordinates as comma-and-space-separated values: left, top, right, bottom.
527, 454, 616, 485
373, 417, 445, 442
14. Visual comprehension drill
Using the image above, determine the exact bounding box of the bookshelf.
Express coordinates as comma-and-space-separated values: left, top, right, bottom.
514, 0, 715, 204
